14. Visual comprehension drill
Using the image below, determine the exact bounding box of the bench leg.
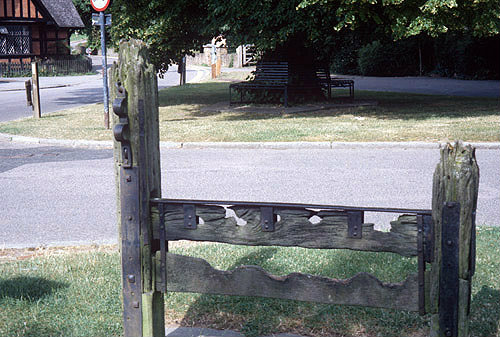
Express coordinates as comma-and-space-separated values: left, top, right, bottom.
284, 87, 288, 107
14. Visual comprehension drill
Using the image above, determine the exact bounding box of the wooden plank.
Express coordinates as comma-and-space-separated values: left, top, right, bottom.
6, 0, 12, 17
30, 0, 36, 18
14, 0, 20, 17
160, 252, 419, 312
152, 205, 418, 257
22, 0, 27, 17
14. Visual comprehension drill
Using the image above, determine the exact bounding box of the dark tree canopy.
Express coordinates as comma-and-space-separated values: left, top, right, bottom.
73, 0, 499, 73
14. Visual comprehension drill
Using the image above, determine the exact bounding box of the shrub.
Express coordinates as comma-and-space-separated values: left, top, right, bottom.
358, 39, 420, 76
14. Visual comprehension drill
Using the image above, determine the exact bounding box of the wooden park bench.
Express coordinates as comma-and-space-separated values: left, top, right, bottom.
229, 61, 290, 106
316, 68, 355, 99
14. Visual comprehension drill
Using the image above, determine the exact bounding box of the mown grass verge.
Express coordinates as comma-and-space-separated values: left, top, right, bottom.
1, 227, 499, 337
0, 81, 498, 142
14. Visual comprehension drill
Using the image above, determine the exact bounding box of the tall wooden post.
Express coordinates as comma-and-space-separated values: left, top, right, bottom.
31, 62, 41, 118
430, 142, 479, 337
111, 39, 164, 337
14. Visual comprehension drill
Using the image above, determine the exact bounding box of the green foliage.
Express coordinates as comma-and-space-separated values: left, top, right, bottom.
73, 0, 499, 76
297, 0, 500, 38
71, 0, 102, 51
432, 34, 500, 79
358, 39, 420, 76
107, 0, 211, 74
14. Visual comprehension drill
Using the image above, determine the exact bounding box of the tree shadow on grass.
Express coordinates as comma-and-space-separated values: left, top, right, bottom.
159, 82, 497, 122
469, 286, 500, 337
0, 276, 68, 301
176, 246, 426, 337
178, 247, 283, 337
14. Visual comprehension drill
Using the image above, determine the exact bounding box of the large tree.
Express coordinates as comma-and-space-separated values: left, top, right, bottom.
74, 0, 499, 73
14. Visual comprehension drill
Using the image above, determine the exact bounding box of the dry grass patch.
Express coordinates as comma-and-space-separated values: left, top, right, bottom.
0, 81, 498, 143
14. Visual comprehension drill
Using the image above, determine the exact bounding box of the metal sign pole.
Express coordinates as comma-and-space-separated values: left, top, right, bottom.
100, 11, 109, 129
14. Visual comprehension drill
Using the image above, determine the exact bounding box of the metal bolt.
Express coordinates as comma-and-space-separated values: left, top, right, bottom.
353, 232, 358, 236
126, 175, 132, 182
128, 215, 133, 221
353, 226, 358, 230
447, 240, 453, 246
132, 301, 140, 308
445, 329, 452, 337
264, 220, 269, 224
127, 275, 135, 283
265, 225, 269, 229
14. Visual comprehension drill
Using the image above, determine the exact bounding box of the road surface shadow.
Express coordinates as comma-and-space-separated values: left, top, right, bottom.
0, 146, 112, 173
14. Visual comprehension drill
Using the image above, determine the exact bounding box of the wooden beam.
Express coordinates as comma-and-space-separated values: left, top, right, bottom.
159, 252, 419, 312
152, 205, 419, 257
111, 39, 164, 337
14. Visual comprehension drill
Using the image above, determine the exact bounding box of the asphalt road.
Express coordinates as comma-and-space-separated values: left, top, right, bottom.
0, 60, 202, 122
0, 141, 498, 248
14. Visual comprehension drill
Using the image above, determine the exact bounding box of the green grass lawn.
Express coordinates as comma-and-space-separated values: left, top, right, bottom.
0, 81, 498, 142
1, 227, 499, 337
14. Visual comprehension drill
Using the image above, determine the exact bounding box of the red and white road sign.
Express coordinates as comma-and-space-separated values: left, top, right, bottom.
90, 0, 111, 12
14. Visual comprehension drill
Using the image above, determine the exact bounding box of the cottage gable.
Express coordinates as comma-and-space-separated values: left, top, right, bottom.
0, 0, 84, 61
0, 0, 83, 28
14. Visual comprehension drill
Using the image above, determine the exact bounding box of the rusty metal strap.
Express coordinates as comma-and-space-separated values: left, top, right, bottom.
439, 202, 460, 337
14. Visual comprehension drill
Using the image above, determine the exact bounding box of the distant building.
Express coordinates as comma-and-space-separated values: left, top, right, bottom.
0, 0, 84, 63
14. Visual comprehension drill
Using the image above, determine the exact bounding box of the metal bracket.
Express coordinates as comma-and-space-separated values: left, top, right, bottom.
120, 166, 143, 337
113, 84, 131, 168
347, 211, 363, 239
439, 202, 460, 337
260, 207, 276, 232
417, 215, 426, 315
183, 204, 197, 229
158, 204, 167, 293
469, 211, 476, 277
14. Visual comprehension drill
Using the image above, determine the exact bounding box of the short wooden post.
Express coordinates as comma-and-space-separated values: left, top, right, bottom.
429, 142, 479, 337
111, 39, 164, 337
25, 80, 33, 108
216, 52, 222, 77
31, 62, 41, 118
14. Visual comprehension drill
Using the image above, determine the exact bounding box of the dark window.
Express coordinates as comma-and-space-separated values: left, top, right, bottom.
0, 26, 32, 56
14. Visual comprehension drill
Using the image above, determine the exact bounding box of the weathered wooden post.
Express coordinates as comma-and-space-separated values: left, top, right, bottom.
111, 39, 164, 337
430, 142, 479, 337
31, 61, 41, 118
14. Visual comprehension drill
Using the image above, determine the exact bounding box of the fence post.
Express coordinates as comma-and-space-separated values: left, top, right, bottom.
429, 142, 479, 337
111, 39, 164, 337
31, 62, 41, 118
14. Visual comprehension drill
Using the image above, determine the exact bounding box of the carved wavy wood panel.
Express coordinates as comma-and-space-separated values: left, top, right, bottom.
158, 252, 419, 312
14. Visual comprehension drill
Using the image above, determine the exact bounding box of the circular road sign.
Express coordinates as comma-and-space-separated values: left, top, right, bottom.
91, 0, 111, 12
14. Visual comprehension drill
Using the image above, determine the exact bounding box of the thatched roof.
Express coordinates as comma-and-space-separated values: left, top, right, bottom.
39, 0, 84, 28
